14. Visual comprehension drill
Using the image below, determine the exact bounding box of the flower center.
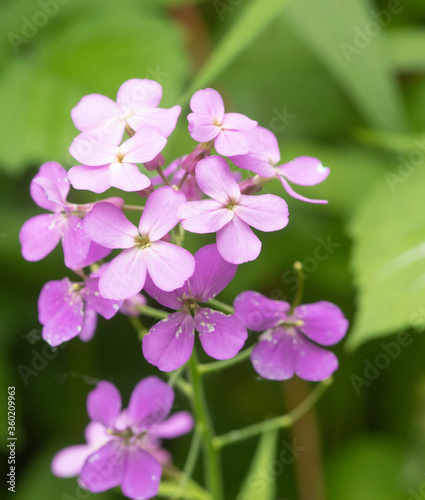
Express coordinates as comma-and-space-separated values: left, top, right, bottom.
183, 298, 199, 316
134, 235, 151, 249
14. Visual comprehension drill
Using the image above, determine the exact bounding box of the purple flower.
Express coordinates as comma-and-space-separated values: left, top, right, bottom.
68, 128, 166, 193
229, 126, 330, 204
83, 187, 195, 300
39, 276, 122, 347
234, 291, 349, 381
19, 162, 116, 269
71, 79, 181, 144
142, 244, 247, 371
178, 156, 289, 264
188, 88, 257, 156
52, 377, 193, 500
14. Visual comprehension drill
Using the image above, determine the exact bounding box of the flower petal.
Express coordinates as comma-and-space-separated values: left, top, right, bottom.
143, 275, 185, 311
87, 381, 122, 428
143, 312, 195, 372
294, 301, 348, 346
99, 248, 146, 300
278, 175, 328, 204
79, 308, 98, 342
189, 244, 237, 302
128, 106, 181, 138
178, 199, 232, 234
30, 162, 70, 211
187, 113, 220, 143
234, 291, 290, 331
20, 214, 63, 262
52, 444, 95, 478
117, 79, 163, 108
151, 411, 194, 439
62, 215, 92, 269
68, 164, 112, 194
196, 156, 241, 204
74, 241, 112, 269
234, 194, 289, 232
83, 278, 122, 319
278, 156, 329, 186
139, 187, 186, 241
214, 129, 250, 156
119, 128, 167, 164
221, 112, 257, 131
195, 308, 247, 360
294, 335, 339, 381
144, 241, 195, 292
84, 202, 138, 249
216, 217, 261, 264
69, 134, 117, 166
71, 93, 118, 132
122, 448, 161, 500
109, 162, 151, 192
190, 88, 225, 121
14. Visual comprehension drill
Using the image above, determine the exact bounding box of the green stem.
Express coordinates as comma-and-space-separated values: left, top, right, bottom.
128, 316, 148, 340
198, 346, 253, 375
213, 377, 332, 449
137, 305, 169, 320
156, 166, 171, 186
289, 261, 305, 314
188, 352, 223, 500
123, 204, 144, 211
206, 298, 234, 314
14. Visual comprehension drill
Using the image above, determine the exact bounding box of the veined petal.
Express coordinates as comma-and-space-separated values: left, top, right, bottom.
69, 134, 117, 166
234, 291, 290, 331
187, 113, 220, 143
87, 381, 122, 428
151, 412, 194, 439
74, 241, 112, 269
179, 199, 232, 234
143, 275, 185, 311
109, 162, 151, 192
119, 128, 167, 164
221, 112, 257, 131
128, 106, 181, 137
68, 164, 111, 194
214, 129, 250, 157
229, 151, 276, 178
195, 308, 247, 360
62, 215, 92, 269
122, 448, 161, 500
190, 88, 225, 122
84, 202, 138, 249
278, 156, 330, 186
142, 312, 195, 372
143, 241, 195, 292
189, 244, 237, 302
20, 214, 63, 262
99, 248, 146, 300
83, 278, 122, 319
117, 78, 163, 108
278, 175, 328, 204
196, 156, 241, 204
30, 162, 70, 211
216, 217, 261, 264
234, 194, 289, 232
71, 93, 118, 132
139, 187, 186, 241
79, 308, 98, 342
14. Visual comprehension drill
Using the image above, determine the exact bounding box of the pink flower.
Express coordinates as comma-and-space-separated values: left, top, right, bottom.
71, 79, 181, 144
83, 187, 195, 300
142, 244, 247, 371
52, 377, 193, 500
68, 128, 166, 193
19, 162, 117, 269
178, 156, 289, 264
234, 291, 349, 381
230, 126, 330, 204
38, 277, 122, 347
188, 89, 257, 156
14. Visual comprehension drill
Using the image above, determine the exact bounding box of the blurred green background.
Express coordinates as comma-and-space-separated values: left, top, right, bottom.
2, 0, 425, 498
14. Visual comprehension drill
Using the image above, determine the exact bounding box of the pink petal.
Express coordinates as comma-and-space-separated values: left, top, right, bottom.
189, 244, 237, 302
20, 214, 63, 262
122, 448, 161, 500
87, 381, 121, 428
74, 241, 112, 269
196, 156, 241, 204
144, 275, 185, 311
52, 444, 94, 478
67, 164, 111, 194
62, 215, 92, 269
143, 241, 195, 292
234, 291, 290, 331
71, 94, 118, 132
139, 187, 186, 241
84, 202, 138, 249
294, 301, 349, 346
234, 194, 289, 232
178, 199, 232, 234
127, 376, 174, 427
151, 411, 194, 439
230, 151, 276, 178
109, 162, 151, 192
128, 106, 181, 138
79, 308, 98, 342
190, 88, 225, 122
30, 162, 70, 211
117, 79, 163, 108
119, 128, 167, 164
278, 175, 328, 204
195, 308, 247, 360
216, 217, 261, 264
79, 440, 125, 493
214, 129, 250, 156
83, 278, 122, 319
99, 248, 146, 300
142, 312, 195, 372
187, 113, 221, 143
221, 112, 257, 131
38, 278, 72, 324
278, 156, 330, 186
294, 335, 339, 381
69, 134, 117, 166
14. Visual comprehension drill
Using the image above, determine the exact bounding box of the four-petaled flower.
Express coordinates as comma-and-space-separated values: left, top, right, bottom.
51, 377, 193, 500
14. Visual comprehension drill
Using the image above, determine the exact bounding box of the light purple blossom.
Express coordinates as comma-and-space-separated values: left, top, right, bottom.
234, 291, 349, 381
68, 128, 166, 193
39, 276, 122, 347
178, 156, 289, 264
71, 79, 181, 144
188, 89, 257, 156
142, 244, 247, 371
52, 377, 193, 500
229, 126, 330, 204
19, 162, 118, 269
83, 187, 195, 300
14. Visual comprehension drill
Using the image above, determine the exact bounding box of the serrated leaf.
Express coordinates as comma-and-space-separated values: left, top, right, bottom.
237, 429, 278, 500
348, 162, 425, 348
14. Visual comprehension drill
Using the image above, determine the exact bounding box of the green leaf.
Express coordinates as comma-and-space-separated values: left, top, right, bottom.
237, 429, 278, 500
158, 480, 212, 500
388, 28, 425, 73
179, 0, 293, 104
284, 0, 407, 131
348, 160, 425, 348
